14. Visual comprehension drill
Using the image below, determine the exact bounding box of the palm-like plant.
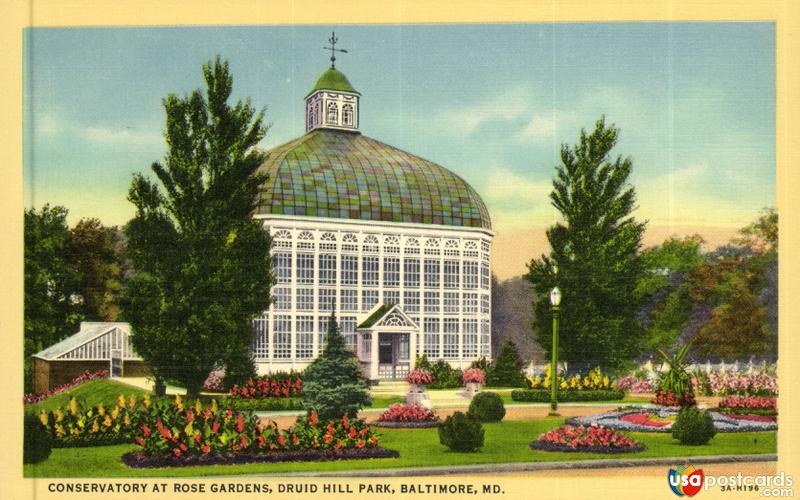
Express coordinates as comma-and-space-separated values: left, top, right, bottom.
657, 343, 693, 398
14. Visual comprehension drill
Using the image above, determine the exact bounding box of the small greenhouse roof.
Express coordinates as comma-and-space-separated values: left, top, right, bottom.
33, 322, 130, 361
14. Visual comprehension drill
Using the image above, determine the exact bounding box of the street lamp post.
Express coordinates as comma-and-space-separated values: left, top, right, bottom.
549, 286, 562, 416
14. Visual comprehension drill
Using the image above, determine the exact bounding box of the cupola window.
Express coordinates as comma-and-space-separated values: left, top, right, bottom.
327, 102, 338, 124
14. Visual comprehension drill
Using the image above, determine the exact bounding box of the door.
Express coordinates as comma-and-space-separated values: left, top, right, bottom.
110, 349, 122, 377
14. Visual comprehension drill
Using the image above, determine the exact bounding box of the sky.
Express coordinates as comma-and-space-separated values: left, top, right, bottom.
23, 23, 775, 278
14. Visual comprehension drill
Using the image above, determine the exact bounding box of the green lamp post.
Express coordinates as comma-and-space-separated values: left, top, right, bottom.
548, 286, 562, 416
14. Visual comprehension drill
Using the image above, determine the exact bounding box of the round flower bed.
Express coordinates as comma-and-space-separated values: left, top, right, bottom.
530, 424, 644, 454
569, 407, 777, 433
372, 404, 439, 428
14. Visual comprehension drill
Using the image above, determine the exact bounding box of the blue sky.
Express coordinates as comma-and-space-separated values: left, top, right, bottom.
24, 23, 775, 276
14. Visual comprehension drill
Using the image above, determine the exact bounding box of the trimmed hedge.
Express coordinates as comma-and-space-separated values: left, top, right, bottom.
672, 406, 716, 445
24, 414, 52, 464
511, 389, 625, 402
468, 392, 506, 422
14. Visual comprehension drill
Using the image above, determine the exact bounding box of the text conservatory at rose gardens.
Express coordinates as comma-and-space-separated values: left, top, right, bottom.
33, 64, 494, 384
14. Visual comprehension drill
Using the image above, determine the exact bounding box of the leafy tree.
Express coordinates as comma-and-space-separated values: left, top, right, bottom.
491, 274, 542, 362
122, 56, 273, 397
66, 218, 124, 321
301, 312, 372, 420
24, 205, 83, 390
487, 339, 527, 387
526, 117, 646, 369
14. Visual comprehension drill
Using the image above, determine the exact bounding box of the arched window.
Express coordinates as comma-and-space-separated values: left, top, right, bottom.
298, 231, 314, 241
327, 102, 338, 124
342, 233, 358, 243
273, 229, 291, 240
342, 104, 354, 126
307, 104, 315, 129
320, 232, 337, 241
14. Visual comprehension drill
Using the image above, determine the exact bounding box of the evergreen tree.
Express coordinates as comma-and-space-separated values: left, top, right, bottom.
525, 117, 646, 369
487, 339, 527, 387
301, 312, 372, 420
123, 56, 273, 397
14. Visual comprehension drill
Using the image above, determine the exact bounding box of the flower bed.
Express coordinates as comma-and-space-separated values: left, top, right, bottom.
723, 414, 776, 423
569, 407, 777, 433
122, 447, 399, 468
651, 389, 696, 407
132, 397, 385, 463
692, 369, 777, 397
511, 389, 625, 402
718, 396, 776, 412
37, 394, 147, 447
615, 375, 654, 393
23, 370, 109, 405
228, 376, 302, 399
372, 404, 439, 428
528, 367, 616, 392
619, 412, 673, 428
530, 424, 644, 453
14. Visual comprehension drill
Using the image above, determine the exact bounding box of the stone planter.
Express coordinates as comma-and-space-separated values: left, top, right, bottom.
406, 385, 432, 408
462, 382, 482, 399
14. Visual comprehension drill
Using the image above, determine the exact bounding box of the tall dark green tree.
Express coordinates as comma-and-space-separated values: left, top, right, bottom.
66, 218, 125, 321
24, 205, 83, 390
302, 312, 372, 420
525, 117, 646, 369
123, 56, 273, 397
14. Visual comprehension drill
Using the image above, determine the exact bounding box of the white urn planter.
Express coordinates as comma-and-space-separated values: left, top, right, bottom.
406, 384, 432, 409
462, 382, 483, 399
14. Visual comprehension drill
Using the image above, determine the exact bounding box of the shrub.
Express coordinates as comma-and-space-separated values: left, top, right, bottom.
487, 340, 526, 388
301, 313, 371, 420
24, 413, 52, 464
415, 355, 463, 389
406, 368, 434, 386
377, 404, 438, 422
468, 392, 505, 422
671, 406, 716, 445
532, 424, 643, 452
470, 356, 491, 373
511, 389, 625, 402
438, 412, 484, 452
462, 368, 485, 385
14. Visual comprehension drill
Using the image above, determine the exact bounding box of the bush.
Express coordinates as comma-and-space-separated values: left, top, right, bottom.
470, 356, 491, 373
487, 340, 527, 387
301, 313, 371, 420
415, 355, 462, 389
24, 413, 52, 464
468, 392, 505, 422
671, 406, 716, 445
438, 412, 484, 452
511, 389, 625, 402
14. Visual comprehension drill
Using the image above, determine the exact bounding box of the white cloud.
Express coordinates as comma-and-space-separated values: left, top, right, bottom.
440, 86, 534, 135
513, 109, 578, 141
80, 126, 163, 146
481, 167, 555, 231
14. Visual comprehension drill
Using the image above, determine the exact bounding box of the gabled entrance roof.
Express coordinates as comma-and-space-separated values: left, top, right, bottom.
357, 304, 418, 330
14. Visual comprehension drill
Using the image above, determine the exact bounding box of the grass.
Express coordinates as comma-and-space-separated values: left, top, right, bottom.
24, 418, 775, 478
25, 380, 151, 414
367, 396, 405, 408
495, 392, 651, 406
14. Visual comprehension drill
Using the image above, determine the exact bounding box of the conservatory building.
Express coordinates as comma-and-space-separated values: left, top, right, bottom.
252, 65, 493, 381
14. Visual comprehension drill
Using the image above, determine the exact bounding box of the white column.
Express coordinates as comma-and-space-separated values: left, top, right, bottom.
370, 331, 379, 380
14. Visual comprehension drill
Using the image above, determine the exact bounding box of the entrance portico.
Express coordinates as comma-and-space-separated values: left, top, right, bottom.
356, 304, 419, 381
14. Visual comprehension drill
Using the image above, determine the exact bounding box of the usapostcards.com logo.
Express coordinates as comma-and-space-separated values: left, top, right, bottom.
668, 465, 705, 497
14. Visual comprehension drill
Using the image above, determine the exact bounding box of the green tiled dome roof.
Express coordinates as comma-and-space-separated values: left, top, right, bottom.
256, 129, 492, 230
306, 68, 360, 97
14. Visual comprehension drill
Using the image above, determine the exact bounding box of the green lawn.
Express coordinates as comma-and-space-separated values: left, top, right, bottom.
495, 392, 651, 406
367, 396, 405, 408
25, 380, 151, 414
24, 418, 775, 478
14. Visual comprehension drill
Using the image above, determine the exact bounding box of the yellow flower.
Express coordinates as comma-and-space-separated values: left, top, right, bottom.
110, 407, 120, 420
97, 404, 105, 416
116, 395, 126, 409
559, 381, 568, 390
174, 394, 183, 412
194, 398, 202, 413
602, 376, 610, 388
211, 399, 218, 414
39, 411, 48, 427
127, 394, 137, 410
68, 398, 78, 415
103, 415, 113, 428
142, 394, 151, 409
76, 417, 85, 429
54, 408, 64, 422
54, 424, 64, 438
123, 413, 131, 427
91, 420, 99, 434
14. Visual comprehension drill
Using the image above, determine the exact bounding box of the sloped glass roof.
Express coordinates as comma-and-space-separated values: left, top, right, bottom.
256, 129, 492, 230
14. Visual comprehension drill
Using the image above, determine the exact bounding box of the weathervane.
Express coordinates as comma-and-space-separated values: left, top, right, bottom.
324, 31, 348, 69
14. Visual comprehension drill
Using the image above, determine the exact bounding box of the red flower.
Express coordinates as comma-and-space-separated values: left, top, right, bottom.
258, 436, 266, 448
342, 415, 349, 429
309, 411, 318, 426
173, 448, 182, 457
194, 433, 202, 443
211, 419, 220, 434
135, 437, 145, 447
240, 435, 248, 448
236, 414, 244, 433
200, 443, 211, 454
356, 440, 365, 448
225, 408, 233, 419
278, 434, 285, 447
185, 409, 194, 424
349, 426, 357, 439
324, 433, 333, 444
292, 434, 299, 446
141, 424, 151, 437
